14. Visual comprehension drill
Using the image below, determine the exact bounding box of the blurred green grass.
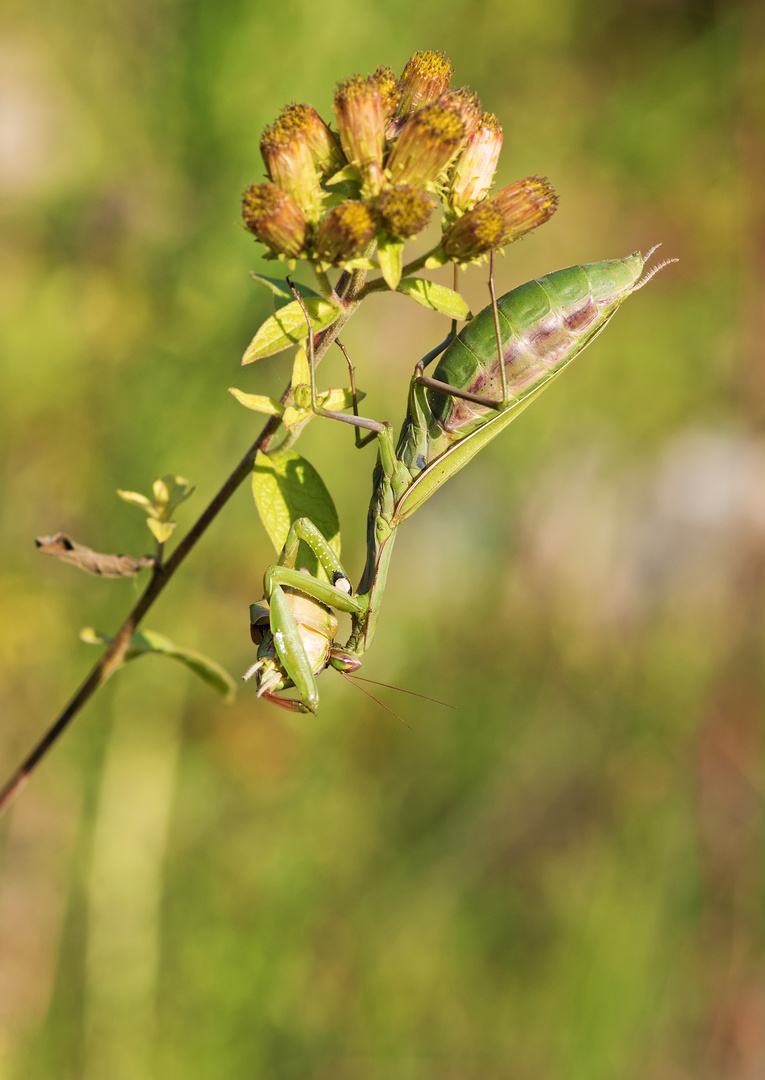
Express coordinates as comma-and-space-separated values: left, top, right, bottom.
1, 1, 764, 1077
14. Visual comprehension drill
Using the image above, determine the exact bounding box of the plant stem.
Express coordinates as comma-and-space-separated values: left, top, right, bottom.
0, 271, 369, 817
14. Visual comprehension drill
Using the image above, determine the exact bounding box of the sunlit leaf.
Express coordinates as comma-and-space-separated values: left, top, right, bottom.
116, 488, 156, 515
147, 519, 176, 544
252, 449, 340, 578
228, 388, 286, 416
397, 277, 471, 320
249, 273, 322, 306
325, 163, 362, 187
153, 474, 195, 515
424, 248, 449, 269
376, 235, 404, 291
291, 345, 311, 387
242, 298, 339, 364
320, 387, 357, 411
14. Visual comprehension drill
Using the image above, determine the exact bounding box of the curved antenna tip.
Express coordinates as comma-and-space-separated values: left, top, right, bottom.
634, 246, 679, 292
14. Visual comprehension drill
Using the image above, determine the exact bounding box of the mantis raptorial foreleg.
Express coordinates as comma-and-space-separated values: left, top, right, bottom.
263, 517, 367, 618
245, 518, 367, 713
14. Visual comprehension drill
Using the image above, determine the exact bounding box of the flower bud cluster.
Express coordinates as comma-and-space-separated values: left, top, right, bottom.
241, 50, 557, 272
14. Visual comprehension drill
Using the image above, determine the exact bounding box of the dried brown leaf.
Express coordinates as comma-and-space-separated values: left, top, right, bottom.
35, 533, 154, 578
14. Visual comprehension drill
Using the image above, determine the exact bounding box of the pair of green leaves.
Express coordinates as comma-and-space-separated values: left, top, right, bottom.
84, 473, 235, 700
117, 475, 195, 545
230, 344, 357, 438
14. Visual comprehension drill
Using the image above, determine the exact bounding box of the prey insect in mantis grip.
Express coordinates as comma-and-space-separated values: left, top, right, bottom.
244, 248, 676, 713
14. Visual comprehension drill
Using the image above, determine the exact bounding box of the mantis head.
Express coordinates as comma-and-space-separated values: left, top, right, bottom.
244, 586, 360, 713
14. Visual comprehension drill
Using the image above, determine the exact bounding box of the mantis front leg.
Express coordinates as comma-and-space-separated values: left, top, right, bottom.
245, 518, 367, 713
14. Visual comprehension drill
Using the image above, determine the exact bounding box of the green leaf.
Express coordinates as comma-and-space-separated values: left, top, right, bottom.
376, 235, 404, 291
249, 273, 322, 308
320, 387, 358, 411
397, 277, 471, 320
424, 248, 450, 269
252, 449, 340, 579
153, 474, 195, 516
116, 488, 156, 515
291, 344, 311, 387
280, 406, 303, 430
325, 163, 362, 187
80, 627, 236, 701
228, 388, 286, 416
340, 257, 378, 270
147, 519, 176, 544
242, 297, 340, 364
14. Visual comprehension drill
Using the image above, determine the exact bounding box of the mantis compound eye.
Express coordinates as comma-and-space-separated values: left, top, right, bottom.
249, 599, 271, 645
329, 646, 362, 673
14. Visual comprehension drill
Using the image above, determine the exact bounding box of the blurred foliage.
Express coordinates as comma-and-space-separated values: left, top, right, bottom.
1, 0, 764, 1077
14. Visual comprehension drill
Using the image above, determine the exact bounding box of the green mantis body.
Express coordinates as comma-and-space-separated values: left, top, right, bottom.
245, 249, 673, 712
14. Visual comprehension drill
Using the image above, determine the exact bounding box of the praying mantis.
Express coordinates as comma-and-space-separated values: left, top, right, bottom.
244, 247, 675, 712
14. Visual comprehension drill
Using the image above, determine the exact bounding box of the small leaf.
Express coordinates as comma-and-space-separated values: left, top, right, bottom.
424, 248, 450, 269
117, 489, 156, 515
228, 388, 286, 416
81, 627, 236, 701
153, 477, 170, 506
36, 533, 154, 577
281, 405, 303, 430
291, 345, 311, 388
338, 256, 378, 270
252, 449, 340, 578
319, 387, 357, 412
249, 274, 321, 305
316, 256, 378, 273
153, 474, 194, 516
376, 235, 404, 291
397, 278, 471, 320
147, 519, 176, 544
325, 163, 362, 186
242, 297, 340, 364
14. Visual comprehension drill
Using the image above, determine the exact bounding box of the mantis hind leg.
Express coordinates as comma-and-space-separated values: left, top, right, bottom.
288, 280, 385, 442
415, 249, 507, 411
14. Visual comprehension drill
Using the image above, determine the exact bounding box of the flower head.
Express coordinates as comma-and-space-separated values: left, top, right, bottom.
490, 176, 558, 243
449, 112, 503, 212
443, 176, 557, 261
442, 200, 507, 261
386, 102, 465, 190
241, 182, 307, 258
439, 88, 483, 145
278, 103, 346, 177
312, 200, 376, 266
260, 107, 324, 221
397, 50, 454, 117
334, 75, 387, 196
375, 184, 432, 240
370, 65, 400, 122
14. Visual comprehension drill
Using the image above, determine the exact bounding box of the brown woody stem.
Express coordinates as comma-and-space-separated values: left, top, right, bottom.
0, 272, 367, 817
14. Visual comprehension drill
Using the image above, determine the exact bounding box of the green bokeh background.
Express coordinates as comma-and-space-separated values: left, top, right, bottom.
2, 2, 764, 1077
